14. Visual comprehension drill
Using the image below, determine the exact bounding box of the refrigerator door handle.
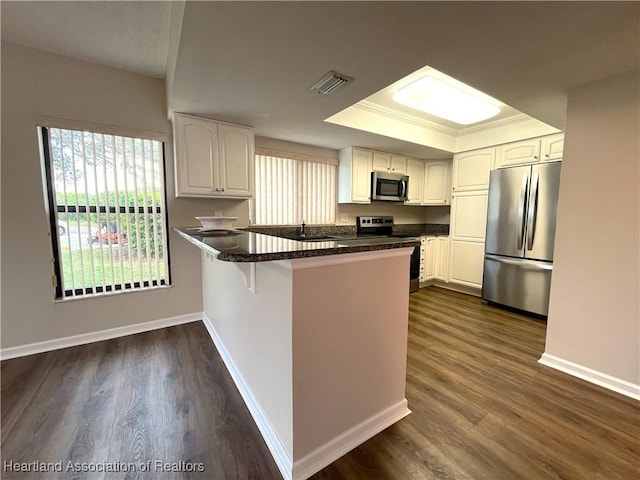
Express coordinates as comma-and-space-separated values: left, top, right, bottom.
485, 254, 553, 271
526, 172, 540, 250
516, 174, 529, 250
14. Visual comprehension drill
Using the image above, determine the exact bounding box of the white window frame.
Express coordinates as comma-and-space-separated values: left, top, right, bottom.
39, 123, 170, 299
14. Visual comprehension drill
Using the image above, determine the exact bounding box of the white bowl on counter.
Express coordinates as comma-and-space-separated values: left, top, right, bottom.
196, 216, 238, 230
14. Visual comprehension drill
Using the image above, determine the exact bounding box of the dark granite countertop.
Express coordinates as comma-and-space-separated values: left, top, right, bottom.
173, 227, 420, 263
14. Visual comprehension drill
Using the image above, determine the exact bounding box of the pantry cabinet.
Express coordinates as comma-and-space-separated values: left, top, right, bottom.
451, 148, 495, 192
448, 189, 488, 290
338, 147, 373, 204
173, 113, 254, 198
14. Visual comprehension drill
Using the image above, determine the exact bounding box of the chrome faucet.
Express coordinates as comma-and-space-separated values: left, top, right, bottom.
300, 220, 306, 238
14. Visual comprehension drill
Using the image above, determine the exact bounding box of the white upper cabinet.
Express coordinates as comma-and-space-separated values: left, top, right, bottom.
217, 123, 255, 197
541, 133, 564, 161
496, 138, 541, 168
390, 155, 407, 174
452, 148, 495, 192
338, 147, 372, 204
423, 160, 451, 205
173, 113, 254, 198
373, 152, 407, 174
405, 158, 424, 205
372, 151, 391, 172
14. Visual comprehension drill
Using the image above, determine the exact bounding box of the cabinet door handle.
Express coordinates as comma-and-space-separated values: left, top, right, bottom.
221, 188, 225, 192
215, 188, 220, 192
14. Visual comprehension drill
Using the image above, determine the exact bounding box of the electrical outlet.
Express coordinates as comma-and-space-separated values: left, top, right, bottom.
214, 210, 223, 217
340, 213, 348, 222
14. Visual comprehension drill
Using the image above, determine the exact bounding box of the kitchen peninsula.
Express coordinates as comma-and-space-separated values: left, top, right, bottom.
174, 227, 418, 480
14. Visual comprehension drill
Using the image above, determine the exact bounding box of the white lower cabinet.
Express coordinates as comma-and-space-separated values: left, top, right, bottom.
434, 236, 449, 281
419, 235, 449, 284
449, 240, 485, 288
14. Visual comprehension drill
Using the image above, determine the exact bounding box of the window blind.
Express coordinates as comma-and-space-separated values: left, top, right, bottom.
43, 127, 169, 298
254, 154, 336, 225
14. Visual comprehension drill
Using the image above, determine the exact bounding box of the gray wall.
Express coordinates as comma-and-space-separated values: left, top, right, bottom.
545, 70, 640, 385
0, 42, 247, 349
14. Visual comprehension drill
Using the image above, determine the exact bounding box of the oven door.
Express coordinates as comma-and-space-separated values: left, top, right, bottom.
371, 171, 408, 201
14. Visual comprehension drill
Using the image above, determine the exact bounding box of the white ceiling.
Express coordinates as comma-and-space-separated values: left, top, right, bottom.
2, 1, 638, 159
1, 1, 171, 78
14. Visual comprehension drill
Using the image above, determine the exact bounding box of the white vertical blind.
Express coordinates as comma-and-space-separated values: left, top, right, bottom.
45, 127, 169, 298
254, 154, 336, 225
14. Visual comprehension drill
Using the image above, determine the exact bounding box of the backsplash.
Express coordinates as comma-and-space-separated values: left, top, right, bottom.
241, 223, 449, 238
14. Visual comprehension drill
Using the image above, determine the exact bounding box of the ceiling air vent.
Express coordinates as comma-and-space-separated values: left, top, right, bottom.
309, 71, 353, 95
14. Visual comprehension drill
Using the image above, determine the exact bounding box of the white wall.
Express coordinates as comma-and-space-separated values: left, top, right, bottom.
0, 43, 241, 349
544, 70, 640, 386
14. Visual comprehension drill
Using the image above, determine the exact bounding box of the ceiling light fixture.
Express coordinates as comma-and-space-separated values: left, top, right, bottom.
309, 71, 353, 95
392, 75, 500, 125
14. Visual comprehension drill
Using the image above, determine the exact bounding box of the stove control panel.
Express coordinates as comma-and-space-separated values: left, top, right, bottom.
356, 216, 394, 234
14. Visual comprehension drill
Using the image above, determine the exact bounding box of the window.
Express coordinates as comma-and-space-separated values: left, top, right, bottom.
40, 125, 170, 299
253, 153, 336, 225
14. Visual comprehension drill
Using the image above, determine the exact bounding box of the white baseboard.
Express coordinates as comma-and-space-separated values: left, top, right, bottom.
201, 314, 294, 480
292, 399, 411, 480
539, 353, 640, 401
0, 312, 202, 361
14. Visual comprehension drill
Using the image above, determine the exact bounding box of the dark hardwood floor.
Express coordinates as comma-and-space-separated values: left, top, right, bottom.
2, 287, 639, 479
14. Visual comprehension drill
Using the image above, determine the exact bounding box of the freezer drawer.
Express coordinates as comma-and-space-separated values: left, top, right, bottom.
481, 254, 553, 316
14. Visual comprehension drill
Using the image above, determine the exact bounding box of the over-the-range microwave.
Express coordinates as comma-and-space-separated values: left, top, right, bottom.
371, 170, 409, 202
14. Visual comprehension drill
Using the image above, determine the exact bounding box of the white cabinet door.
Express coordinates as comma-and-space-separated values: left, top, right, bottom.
452, 148, 495, 192
449, 240, 485, 288
352, 149, 373, 203
451, 192, 488, 241
218, 123, 254, 197
435, 236, 449, 281
390, 155, 407, 174
173, 113, 254, 198
496, 138, 541, 168
405, 158, 424, 205
372, 152, 406, 173
174, 114, 218, 196
338, 148, 372, 204
372, 151, 391, 171
541, 133, 564, 161
425, 236, 436, 280
449, 191, 487, 289
423, 160, 451, 205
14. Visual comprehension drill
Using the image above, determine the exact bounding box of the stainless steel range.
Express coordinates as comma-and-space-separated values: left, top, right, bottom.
356, 216, 421, 292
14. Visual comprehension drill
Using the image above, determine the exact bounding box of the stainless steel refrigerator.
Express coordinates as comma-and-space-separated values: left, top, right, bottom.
482, 161, 561, 316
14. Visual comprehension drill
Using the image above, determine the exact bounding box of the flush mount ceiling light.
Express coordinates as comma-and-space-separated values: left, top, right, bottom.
392, 75, 501, 125
309, 71, 354, 95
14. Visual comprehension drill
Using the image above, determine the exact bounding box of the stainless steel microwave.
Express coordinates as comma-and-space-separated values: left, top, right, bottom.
371, 171, 409, 202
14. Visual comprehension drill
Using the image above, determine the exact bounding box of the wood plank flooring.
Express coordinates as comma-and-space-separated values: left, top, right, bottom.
2, 287, 639, 479
1, 322, 281, 479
